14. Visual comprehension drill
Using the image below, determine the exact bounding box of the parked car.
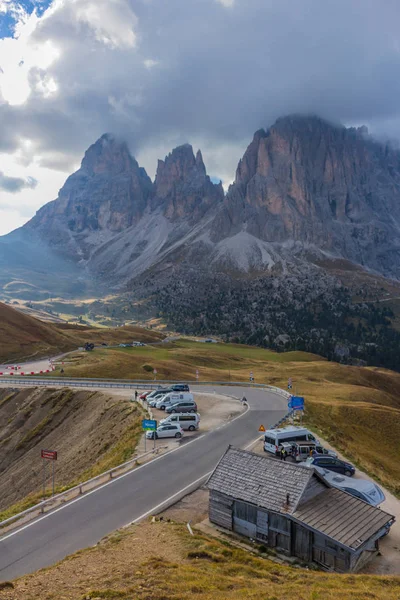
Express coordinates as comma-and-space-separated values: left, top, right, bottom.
313, 467, 385, 506
145, 424, 184, 439
101, 342, 108, 346
171, 383, 190, 392
156, 392, 194, 410
132, 341, 146, 346
160, 413, 200, 431
139, 391, 151, 400
166, 401, 198, 414
146, 389, 173, 406
305, 455, 355, 477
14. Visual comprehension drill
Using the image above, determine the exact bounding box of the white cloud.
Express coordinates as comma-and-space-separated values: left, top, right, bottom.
216, 0, 234, 7
143, 58, 159, 69
0, 147, 68, 234
72, 0, 137, 49
0, 8, 59, 105
2, 0, 400, 237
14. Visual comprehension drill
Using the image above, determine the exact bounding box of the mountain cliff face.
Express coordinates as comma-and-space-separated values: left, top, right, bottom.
27, 134, 154, 260
211, 116, 400, 276
3, 114, 400, 296
153, 145, 223, 222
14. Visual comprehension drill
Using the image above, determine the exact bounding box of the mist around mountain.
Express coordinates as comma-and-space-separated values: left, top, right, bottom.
3, 114, 400, 369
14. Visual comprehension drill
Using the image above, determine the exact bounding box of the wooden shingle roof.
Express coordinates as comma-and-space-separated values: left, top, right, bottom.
208, 447, 395, 551
293, 487, 393, 550
207, 446, 318, 513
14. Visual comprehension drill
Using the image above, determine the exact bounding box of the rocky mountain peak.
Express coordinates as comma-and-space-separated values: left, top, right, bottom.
81, 133, 136, 176
27, 134, 153, 249
235, 128, 267, 186
154, 143, 223, 221
212, 114, 400, 277
155, 144, 198, 199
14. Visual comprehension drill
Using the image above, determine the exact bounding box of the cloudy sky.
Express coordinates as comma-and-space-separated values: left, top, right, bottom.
0, 0, 400, 235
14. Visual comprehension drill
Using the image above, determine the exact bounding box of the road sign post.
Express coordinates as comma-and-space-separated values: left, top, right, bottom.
153, 368, 157, 381
142, 419, 157, 453
42, 459, 46, 500
41, 449, 57, 498
287, 396, 305, 410
250, 371, 254, 383
196, 369, 199, 381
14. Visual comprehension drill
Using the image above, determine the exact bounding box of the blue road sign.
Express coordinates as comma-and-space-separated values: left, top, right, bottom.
142, 419, 157, 431
288, 396, 305, 410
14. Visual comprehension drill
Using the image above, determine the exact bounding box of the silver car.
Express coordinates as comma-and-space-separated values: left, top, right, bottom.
313, 466, 385, 506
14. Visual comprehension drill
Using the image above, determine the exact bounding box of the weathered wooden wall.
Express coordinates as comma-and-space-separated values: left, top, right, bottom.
209, 491, 233, 530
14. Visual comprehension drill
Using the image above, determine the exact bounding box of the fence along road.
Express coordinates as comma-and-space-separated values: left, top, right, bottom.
0, 384, 288, 581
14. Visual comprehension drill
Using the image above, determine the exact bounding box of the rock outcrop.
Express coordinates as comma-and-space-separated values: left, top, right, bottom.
211, 115, 400, 276
27, 134, 154, 259
153, 144, 223, 222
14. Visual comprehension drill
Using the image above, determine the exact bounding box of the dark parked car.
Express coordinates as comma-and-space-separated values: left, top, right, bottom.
171, 384, 190, 392
305, 455, 355, 477
166, 401, 197, 414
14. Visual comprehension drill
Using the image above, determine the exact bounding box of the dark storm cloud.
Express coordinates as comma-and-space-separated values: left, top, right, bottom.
0, 171, 38, 193
4, 0, 400, 179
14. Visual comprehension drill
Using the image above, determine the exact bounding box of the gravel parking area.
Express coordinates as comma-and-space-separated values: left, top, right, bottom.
136, 391, 245, 454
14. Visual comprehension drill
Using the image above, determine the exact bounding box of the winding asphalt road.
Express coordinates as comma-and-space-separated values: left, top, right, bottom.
0, 385, 287, 581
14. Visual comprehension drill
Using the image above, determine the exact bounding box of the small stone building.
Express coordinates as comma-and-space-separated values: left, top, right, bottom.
207, 446, 394, 572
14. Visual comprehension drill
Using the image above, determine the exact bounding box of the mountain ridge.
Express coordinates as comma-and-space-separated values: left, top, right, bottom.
2, 113, 400, 295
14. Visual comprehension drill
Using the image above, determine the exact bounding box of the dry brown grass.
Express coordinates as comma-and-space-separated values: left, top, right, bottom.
0, 388, 144, 519
0, 302, 164, 362
1, 521, 399, 600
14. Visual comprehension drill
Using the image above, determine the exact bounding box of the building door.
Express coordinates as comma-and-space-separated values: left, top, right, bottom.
256, 510, 269, 543
293, 524, 311, 561
233, 501, 257, 538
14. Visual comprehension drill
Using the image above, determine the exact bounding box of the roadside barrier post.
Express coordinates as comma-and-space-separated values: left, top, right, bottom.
42, 459, 46, 501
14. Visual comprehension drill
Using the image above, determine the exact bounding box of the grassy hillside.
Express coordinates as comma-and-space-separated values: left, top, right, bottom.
57, 340, 400, 495
1, 520, 399, 600
0, 302, 164, 362
0, 387, 144, 519
51, 339, 323, 380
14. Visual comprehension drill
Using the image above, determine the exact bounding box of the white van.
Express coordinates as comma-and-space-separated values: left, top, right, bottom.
156, 392, 194, 410
263, 426, 319, 455
160, 413, 200, 431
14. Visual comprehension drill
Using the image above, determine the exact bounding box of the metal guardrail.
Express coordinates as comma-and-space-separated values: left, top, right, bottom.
0, 446, 167, 532
0, 377, 292, 397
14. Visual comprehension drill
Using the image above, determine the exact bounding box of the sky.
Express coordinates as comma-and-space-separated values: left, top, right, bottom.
1, 0, 400, 235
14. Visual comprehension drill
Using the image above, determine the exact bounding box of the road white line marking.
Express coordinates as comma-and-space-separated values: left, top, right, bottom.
127, 471, 214, 526
0, 399, 250, 543
244, 435, 263, 450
